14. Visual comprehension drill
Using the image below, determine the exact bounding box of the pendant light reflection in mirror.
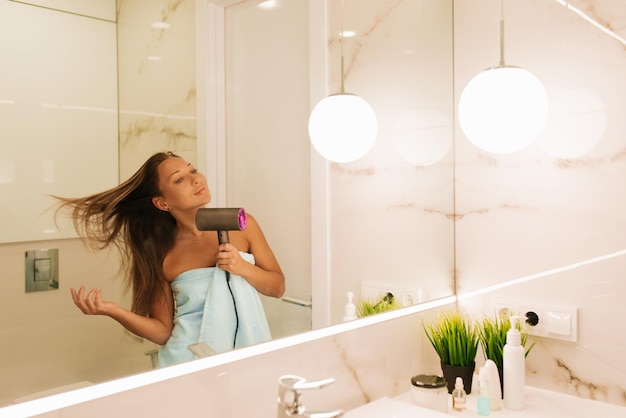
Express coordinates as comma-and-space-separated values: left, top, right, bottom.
308, 0, 378, 163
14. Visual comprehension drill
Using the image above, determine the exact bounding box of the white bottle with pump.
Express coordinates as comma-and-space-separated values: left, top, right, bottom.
503, 315, 525, 410
342, 291, 358, 322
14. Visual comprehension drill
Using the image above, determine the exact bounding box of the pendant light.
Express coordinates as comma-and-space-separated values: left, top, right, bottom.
308, 0, 378, 163
392, 109, 452, 166
535, 89, 606, 159
458, 0, 548, 154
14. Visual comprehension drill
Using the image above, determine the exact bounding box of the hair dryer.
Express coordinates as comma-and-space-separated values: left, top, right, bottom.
195, 207, 247, 244
195, 207, 247, 349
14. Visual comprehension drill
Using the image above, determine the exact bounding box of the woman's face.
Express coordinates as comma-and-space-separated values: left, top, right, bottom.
156, 156, 211, 212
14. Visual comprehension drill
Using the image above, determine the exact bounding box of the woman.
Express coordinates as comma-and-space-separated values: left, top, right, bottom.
55, 151, 285, 367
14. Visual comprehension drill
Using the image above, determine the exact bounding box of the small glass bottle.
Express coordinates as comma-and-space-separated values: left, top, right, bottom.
477, 367, 491, 416
451, 376, 467, 411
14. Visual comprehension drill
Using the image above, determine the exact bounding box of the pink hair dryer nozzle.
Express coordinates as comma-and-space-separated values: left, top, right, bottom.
195, 207, 246, 244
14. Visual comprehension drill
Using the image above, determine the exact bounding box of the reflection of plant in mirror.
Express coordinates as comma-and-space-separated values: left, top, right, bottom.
423, 310, 479, 367
478, 313, 535, 370
356, 292, 403, 317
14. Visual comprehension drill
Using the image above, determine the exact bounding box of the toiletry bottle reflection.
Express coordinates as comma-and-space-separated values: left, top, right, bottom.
342, 291, 358, 322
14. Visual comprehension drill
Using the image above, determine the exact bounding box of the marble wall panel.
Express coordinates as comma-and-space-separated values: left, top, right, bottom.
326, 0, 456, 324
117, 0, 197, 179
454, 0, 626, 407
0, 1, 118, 243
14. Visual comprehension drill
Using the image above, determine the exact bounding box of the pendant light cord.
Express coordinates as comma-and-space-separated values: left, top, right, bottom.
499, 0, 505, 67
339, 0, 345, 94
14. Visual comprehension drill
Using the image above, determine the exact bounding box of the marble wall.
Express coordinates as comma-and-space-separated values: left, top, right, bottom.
0, 0, 118, 243
326, 0, 456, 324
0, 0, 200, 405
454, 0, 626, 407
0, 0, 157, 407
117, 0, 198, 177
319, 0, 626, 408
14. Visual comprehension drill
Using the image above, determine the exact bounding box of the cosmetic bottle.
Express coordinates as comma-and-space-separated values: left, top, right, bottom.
477, 366, 491, 416
503, 315, 525, 410
484, 359, 502, 410
342, 291, 357, 322
451, 376, 467, 411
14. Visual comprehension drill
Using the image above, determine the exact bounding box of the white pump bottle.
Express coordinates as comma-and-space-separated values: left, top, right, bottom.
503, 315, 525, 410
342, 291, 357, 322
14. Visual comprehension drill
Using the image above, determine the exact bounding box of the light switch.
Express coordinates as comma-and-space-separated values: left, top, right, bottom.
545, 310, 571, 335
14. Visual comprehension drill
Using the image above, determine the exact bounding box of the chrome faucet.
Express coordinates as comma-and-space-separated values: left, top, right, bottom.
276, 375, 344, 418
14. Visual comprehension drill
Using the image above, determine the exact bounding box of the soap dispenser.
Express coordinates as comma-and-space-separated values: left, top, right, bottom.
342, 291, 358, 322
503, 315, 525, 410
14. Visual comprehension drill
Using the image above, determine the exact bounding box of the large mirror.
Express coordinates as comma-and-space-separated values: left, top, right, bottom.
0, 0, 454, 407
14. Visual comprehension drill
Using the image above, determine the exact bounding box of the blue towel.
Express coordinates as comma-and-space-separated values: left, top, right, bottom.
157, 252, 271, 367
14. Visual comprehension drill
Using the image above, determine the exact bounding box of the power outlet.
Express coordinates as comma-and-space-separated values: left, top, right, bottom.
361, 281, 424, 307
492, 298, 578, 342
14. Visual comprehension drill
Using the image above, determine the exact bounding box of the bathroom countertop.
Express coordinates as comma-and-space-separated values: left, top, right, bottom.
395, 386, 626, 417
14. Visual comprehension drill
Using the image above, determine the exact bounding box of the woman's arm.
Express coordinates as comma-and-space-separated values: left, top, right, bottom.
216, 214, 285, 298
70, 284, 174, 345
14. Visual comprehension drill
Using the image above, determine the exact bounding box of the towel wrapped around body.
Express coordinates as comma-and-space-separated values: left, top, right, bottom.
157, 252, 271, 367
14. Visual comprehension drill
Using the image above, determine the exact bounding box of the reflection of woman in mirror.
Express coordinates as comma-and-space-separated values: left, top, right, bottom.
55, 151, 285, 367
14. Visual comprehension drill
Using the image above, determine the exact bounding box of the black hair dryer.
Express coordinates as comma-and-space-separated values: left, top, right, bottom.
195, 207, 247, 244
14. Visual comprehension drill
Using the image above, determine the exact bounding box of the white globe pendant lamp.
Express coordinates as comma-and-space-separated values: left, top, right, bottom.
535, 89, 606, 159
308, 1, 378, 163
309, 93, 377, 163
458, 0, 548, 154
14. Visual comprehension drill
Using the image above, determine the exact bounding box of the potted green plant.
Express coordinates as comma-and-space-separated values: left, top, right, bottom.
423, 309, 479, 394
479, 312, 535, 394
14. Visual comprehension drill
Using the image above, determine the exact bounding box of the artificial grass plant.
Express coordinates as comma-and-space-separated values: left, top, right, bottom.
479, 312, 535, 370
423, 309, 479, 367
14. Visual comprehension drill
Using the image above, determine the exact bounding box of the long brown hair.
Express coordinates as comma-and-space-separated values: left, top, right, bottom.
55, 151, 179, 316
